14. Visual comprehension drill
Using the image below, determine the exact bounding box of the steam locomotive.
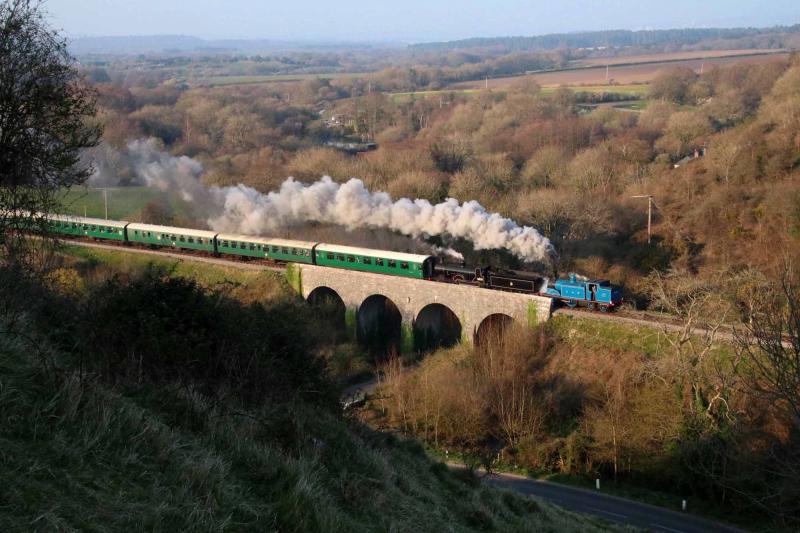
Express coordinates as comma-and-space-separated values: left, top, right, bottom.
434, 263, 623, 311
36, 213, 623, 310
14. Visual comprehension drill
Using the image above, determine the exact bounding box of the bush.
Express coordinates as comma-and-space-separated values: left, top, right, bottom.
78, 267, 336, 408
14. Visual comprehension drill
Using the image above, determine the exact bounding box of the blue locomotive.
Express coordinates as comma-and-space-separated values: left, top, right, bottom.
542, 273, 623, 311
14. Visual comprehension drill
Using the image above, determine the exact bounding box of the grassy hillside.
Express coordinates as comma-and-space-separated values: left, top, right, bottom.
0, 250, 618, 532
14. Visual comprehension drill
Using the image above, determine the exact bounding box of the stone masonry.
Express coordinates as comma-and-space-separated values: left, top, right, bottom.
291, 263, 552, 348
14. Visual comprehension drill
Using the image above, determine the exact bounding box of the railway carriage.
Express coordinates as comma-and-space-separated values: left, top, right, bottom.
314, 243, 435, 279
214, 234, 316, 264
262, 238, 316, 264
126, 223, 217, 253
48, 214, 128, 241
215, 233, 273, 259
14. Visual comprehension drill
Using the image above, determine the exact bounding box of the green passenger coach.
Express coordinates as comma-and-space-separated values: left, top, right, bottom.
215, 233, 273, 259
48, 215, 128, 241
126, 223, 217, 253
263, 238, 316, 264
314, 243, 434, 279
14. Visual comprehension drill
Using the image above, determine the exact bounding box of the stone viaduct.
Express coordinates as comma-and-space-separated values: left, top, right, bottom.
286, 263, 552, 353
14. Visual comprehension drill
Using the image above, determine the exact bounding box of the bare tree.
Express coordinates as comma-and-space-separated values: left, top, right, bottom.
648, 269, 734, 423
0, 0, 101, 268
736, 268, 800, 431
731, 266, 800, 524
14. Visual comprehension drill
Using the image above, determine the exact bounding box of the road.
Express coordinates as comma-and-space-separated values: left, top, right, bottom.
478, 469, 745, 533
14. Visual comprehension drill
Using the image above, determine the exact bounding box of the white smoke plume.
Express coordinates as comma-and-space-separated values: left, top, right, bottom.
90, 139, 214, 206
210, 177, 554, 263
90, 139, 555, 263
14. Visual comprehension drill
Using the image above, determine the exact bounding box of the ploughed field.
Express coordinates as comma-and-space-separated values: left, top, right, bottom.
451, 50, 791, 89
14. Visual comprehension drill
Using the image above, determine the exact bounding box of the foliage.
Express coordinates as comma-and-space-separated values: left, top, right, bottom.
0, 0, 101, 267
0, 258, 618, 532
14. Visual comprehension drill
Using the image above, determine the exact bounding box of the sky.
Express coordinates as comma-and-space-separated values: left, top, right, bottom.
45, 0, 800, 43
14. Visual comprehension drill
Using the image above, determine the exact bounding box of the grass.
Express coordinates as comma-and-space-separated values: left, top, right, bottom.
195, 72, 363, 87
0, 329, 620, 532
57, 186, 195, 222
60, 244, 376, 384
548, 313, 737, 362
549, 313, 670, 358
389, 84, 649, 103
541, 84, 649, 97
0, 255, 622, 531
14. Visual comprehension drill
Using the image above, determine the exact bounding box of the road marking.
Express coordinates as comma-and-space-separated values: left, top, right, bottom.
587, 506, 628, 519
649, 524, 685, 533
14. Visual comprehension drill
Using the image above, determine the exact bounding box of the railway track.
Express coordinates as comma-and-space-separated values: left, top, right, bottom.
60, 238, 780, 348
59, 238, 284, 273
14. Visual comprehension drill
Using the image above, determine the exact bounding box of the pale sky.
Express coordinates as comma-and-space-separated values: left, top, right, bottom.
45, 0, 800, 42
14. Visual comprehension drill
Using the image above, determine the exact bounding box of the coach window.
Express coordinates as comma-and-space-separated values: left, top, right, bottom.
337, 254, 345, 262
249, 243, 256, 251
363, 257, 372, 265
347, 255, 355, 263
376, 258, 384, 266
291, 248, 298, 255
282, 247, 289, 254
240, 242, 247, 249
188, 237, 194, 243
326, 252, 334, 259
388, 260, 397, 269
400, 262, 409, 270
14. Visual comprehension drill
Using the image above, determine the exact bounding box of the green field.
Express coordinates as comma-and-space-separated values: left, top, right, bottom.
389, 83, 649, 103
58, 186, 195, 222
543, 84, 650, 97
195, 72, 363, 87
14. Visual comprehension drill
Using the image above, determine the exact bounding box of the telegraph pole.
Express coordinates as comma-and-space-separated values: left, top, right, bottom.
89, 187, 113, 219
631, 195, 653, 243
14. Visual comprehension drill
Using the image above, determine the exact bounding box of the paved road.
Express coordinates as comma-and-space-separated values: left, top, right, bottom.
480, 470, 745, 533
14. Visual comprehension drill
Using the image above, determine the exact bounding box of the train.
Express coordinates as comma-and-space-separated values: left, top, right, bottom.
41, 213, 623, 310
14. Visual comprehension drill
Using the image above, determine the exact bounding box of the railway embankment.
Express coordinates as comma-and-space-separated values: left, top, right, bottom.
0, 246, 623, 532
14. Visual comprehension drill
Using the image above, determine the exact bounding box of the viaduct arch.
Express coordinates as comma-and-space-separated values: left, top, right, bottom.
290, 263, 552, 353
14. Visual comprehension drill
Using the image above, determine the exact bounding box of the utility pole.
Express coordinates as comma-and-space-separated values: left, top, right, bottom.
89, 187, 113, 220
605, 64, 609, 82
631, 194, 653, 243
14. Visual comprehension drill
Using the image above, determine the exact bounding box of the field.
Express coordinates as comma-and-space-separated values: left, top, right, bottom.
390, 83, 648, 104
58, 186, 194, 221
452, 51, 791, 89
574, 48, 785, 67
193, 72, 362, 87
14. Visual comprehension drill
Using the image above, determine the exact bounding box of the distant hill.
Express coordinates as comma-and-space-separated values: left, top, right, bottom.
68, 35, 398, 55
411, 25, 800, 52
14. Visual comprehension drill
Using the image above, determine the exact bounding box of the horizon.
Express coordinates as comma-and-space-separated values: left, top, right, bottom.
47, 0, 800, 43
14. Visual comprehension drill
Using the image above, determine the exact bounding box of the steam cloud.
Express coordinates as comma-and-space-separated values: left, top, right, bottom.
210, 178, 555, 263
90, 139, 555, 263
